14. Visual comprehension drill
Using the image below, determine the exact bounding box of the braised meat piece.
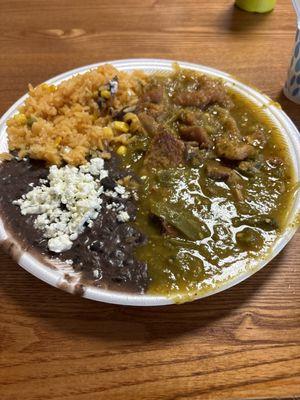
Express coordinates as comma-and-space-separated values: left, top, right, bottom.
238, 160, 263, 177
186, 143, 216, 167
210, 108, 258, 162
173, 80, 233, 110
215, 136, 256, 161
205, 160, 244, 201
223, 114, 240, 135
178, 110, 204, 126
140, 85, 164, 104
173, 90, 207, 108
245, 129, 269, 148
144, 131, 186, 169
136, 84, 168, 123
179, 125, 212, 149
205, 160, 232, 180
138, 112, 160, 136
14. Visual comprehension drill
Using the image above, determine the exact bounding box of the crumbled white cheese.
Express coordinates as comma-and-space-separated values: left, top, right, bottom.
104, 190, 118, 198
48, 235, 73, 253
115, 185, 126, 195
117, 211, 130, 222
79, 157, 105, 175
13, 157, 131, 253
99, 170, 108, 181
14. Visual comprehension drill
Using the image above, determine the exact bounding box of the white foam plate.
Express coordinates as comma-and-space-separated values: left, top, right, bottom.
0, 59, 299, 306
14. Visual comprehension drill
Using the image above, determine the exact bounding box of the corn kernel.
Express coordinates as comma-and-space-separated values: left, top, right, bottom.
41, 83, 56, 92
101, 90, 111, 99
14, 113, 27, 124
113, 121, 129, 133
55, 136, 62, 146
123, 112, 139, 123
116, 145, 127, 156
102, 126, 114, 138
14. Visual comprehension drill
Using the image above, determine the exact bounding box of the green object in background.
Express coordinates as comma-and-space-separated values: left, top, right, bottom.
235, 0, 277, 13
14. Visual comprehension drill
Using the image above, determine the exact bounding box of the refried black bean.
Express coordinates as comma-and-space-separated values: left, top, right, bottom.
0, 155, 150, 294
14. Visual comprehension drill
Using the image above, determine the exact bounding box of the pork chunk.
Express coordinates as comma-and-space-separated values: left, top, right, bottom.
144, 131, 186, 169
141, 86, 164, 104
205, 160, 232, 180
215, 137, 256, 161
138, 112, 160, 136
245, 129, 268, 148
173, 81, 233, 110
179, 125, 212, 149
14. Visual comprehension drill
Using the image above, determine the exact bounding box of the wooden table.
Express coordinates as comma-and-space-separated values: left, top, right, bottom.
0, 1, 299, 399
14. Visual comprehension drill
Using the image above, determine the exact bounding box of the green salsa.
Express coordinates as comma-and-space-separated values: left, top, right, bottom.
120, 67, 295, 297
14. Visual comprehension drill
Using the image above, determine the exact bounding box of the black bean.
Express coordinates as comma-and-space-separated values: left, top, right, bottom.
101, 176, 116, 190
97, 97, 106, 109
111, 276, 125, 284
90, 241, 104, 252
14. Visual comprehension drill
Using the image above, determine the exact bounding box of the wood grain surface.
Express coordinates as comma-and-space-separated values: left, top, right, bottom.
0, 1, 299, 399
